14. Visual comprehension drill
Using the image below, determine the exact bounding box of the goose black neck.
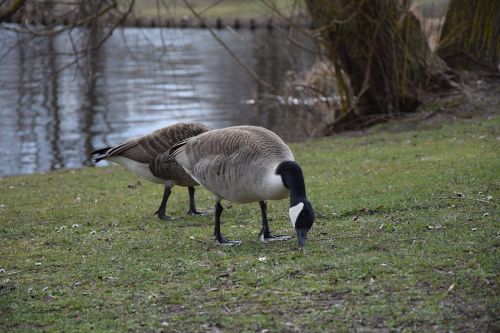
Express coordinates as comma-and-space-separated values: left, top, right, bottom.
276, 161, 307, 206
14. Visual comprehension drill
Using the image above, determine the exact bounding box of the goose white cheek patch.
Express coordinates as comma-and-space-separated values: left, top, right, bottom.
289, 202, 304, 228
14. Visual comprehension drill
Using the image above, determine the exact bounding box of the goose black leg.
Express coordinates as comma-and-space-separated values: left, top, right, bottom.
258, 200, 291, 243
155, 186, 173, 221
187, 187, 209, 216
214, 201, 241, 246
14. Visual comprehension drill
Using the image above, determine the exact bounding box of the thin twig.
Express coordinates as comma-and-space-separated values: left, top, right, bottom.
198, 0, 225, 16
180, 0, 273, 91
1, 2, 116, 37
5, 0, 135, 88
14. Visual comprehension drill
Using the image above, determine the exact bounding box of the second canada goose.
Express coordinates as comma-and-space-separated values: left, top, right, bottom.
91, 123, 210, 220
169, 125, 315, 248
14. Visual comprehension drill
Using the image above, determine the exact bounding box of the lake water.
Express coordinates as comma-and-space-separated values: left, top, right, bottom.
0, 26, 316, 176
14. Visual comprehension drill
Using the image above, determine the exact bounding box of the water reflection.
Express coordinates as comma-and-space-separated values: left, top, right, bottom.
0, 26, 314, 176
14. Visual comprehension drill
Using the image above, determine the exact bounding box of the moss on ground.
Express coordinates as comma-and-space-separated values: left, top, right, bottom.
0, 117, 499, 332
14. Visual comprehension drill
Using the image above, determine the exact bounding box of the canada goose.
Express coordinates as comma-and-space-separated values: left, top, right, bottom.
169, 125, 315, 248
91, 123, 210, 220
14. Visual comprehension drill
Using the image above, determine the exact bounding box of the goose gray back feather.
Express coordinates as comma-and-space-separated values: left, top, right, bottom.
170, 126, 294, 203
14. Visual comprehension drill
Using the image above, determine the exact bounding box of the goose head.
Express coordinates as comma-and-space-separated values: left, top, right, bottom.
276, 161, 315, 249
289, 200, 315, 249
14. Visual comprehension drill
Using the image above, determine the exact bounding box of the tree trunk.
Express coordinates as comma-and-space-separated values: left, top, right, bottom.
437, 0, 500, 71
305, 0, 446, 129
0, 0, 27, 22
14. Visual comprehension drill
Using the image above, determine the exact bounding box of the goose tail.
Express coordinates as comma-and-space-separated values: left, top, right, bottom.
91, 138, 138, 164
168, 138, 201, 184
91, 147, 112, 163
168, 139, 188, 158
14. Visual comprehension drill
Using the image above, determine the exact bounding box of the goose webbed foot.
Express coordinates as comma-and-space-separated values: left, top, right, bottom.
258, 201, 291, 243
214, 202, 239, 245
187, 187, 210, 216
216, 235, 242, 246
158, 214, 175, 221
259, 232, 292, 243
154, 209, 174, 221
156, 186, 173, 221
187, 209, 211, 216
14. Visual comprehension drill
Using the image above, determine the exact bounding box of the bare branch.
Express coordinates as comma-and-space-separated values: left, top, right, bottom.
180, 0, 273, 91
198, 0, 225, 17
3, 0, 136, 88
1, 2, 117, 37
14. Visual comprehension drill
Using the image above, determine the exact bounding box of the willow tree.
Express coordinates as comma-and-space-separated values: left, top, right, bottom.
0, 0, 26, 22
437, 0, 500, 70
305, 0, 449, 129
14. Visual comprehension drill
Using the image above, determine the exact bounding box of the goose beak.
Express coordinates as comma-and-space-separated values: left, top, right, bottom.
296, 228, 308, 249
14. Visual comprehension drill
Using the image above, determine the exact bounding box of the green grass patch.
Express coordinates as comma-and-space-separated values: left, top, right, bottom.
1, 117, 499, 332
120, 0, 303, 20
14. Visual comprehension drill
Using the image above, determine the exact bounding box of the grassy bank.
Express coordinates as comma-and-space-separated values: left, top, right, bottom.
122, 0, 301, 20
120, 0, 448, 21
1, 117, 498, 332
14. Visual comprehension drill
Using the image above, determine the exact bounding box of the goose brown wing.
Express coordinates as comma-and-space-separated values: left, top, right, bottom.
149, 151, 197, 187
95, 123, 210, 164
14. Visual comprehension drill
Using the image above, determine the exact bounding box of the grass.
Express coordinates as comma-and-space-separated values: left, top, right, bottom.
121, 0, 303, 20
0, 117, 499, 332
